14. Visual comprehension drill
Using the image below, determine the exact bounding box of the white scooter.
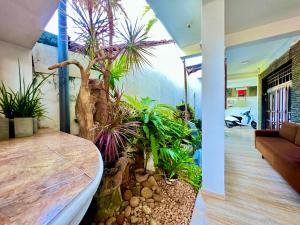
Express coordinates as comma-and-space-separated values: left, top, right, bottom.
225, 109, 257, 129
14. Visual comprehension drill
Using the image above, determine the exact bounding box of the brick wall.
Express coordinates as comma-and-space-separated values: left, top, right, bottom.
258, 41, 300, 128
290, 41, 300, 122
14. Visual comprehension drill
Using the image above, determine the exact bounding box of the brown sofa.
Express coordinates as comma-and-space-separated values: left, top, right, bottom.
255, 122, 300, 194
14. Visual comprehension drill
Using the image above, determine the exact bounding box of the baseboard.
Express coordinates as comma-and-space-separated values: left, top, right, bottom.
201, 189, 226, 200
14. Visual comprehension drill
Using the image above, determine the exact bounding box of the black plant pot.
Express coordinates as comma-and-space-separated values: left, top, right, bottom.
177, 105, 186, 111
9, 119, 15, 138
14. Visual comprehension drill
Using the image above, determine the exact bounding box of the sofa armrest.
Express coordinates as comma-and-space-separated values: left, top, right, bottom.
255, 130, 279, 137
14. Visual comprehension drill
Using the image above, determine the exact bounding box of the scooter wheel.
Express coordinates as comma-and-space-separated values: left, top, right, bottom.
225, 121, 234, 128
251, 121, 257, 129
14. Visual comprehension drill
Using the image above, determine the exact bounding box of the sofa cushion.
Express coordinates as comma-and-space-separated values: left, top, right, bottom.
258, 137, 300, 163
279, 122, 298, 143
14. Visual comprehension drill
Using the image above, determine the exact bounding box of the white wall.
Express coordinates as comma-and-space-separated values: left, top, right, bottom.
227, 76, 257, 89
32, 42, 202, 134
0, 41, 32, 91
226, 77, 258, 121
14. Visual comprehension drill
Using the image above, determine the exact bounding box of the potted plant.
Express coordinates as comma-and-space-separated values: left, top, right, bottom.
12, 65, 49, 137
0, 116, 9, 140
0, 82, 15, 139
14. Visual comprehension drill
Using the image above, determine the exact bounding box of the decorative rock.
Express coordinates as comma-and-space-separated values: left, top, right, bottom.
106, 217, 116, 225
147, 176, 158, 188
155, 187, 162, 194
146, 199, 154, 203
123, 190, 132, 201
130, 216, 139, 224
132, 186, 141, 196
130, 196, 140, 207
153, 174, 163, 182
150, 218, 158, 225
140, 197, 146, 202
153, 194, 161, 202
135, 169, 149, 183
116, 214, 125, 225
141, 187, 153, 199
142, 205, 152, 215
124, 206, 131, 217
149, 202, 155, 209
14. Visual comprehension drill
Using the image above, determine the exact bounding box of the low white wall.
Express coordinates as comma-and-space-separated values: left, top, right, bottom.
32, 42, 202, 134
226, 77, 258, 121
0, 41, 32, 91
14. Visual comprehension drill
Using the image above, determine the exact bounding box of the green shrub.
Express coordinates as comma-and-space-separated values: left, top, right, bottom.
124, 95, 202, 190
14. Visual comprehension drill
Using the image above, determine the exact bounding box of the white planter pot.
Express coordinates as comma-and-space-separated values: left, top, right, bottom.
0, 117, 9, 140
14, 117, 33, 138
33, 118, 38, 133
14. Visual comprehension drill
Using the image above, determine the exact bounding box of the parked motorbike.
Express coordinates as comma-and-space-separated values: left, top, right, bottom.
225, 109, 257, 129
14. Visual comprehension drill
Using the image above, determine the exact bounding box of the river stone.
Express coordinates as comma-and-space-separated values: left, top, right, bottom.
116, 214, 125, 225
147, 176, 158, 188
132, 186, 141, 196
135, 169, 149, 183
155, 187, 162, 194
123, 190, 132, 201
141, 187, 153, 199
142, 205, 152, 215
153, 194, 161, 202
149, 202, 155, 209
106, 217, 116, 225
130, 196, 140, 207
124, 206, 131, 217
150, 218, 158, 225
130, 216, 139, 224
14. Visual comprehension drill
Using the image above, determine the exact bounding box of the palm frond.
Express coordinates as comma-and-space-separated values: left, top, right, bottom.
117, 20, 154, 71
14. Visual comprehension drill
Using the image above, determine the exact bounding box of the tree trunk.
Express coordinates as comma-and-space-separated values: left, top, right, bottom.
76, 82, 95, 140
89, 79, 109, 128
49, 60, 95, 141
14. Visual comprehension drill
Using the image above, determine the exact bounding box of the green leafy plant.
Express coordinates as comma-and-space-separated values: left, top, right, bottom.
176, 102, 196, 120
124, 96, 189, 164
12, 61, 50, 118
0, 82, 15, 119
0, 63, 50, 119
124, 95, 202, 190
142, 5, 158, 34
159, 142, 202, 190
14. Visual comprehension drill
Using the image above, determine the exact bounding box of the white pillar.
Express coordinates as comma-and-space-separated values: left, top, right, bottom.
201, 0, 225, 196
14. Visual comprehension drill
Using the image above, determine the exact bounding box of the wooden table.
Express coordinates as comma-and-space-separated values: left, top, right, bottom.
0, 129, 103, 225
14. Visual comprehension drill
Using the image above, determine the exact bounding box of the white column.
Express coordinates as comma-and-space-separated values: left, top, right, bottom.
201, 0, 225, 196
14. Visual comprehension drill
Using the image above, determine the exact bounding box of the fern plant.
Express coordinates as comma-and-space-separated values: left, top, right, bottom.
124, 96, 191, 163
159, 142, 202, 190
124, 95, 202, 190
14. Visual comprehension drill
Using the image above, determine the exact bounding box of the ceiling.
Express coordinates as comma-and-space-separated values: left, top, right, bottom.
146, 0, 201, 51
226, 34, 300, 77
0, 0, 58, 49
147, 0, 300, 77
226, 0, 300, 34
147, 0, 300, 52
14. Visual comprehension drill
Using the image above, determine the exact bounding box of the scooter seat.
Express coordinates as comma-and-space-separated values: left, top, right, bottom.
232, 115, 242, 121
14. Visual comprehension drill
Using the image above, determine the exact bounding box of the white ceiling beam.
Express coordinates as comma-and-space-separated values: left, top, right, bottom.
226, 16, 300, 47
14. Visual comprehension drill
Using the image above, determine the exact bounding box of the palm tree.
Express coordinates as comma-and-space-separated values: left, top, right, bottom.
49, 0, 173, 140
